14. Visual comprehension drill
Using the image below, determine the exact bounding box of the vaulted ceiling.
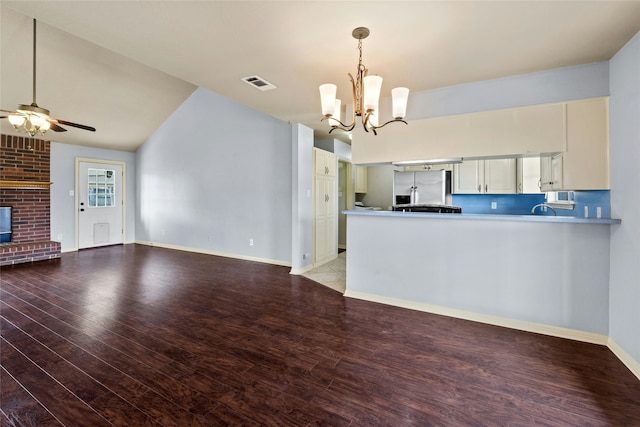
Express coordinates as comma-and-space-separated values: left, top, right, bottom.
1, 1, 639, 151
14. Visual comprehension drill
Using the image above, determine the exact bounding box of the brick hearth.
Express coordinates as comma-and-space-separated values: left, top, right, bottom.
0, 134, 60, 266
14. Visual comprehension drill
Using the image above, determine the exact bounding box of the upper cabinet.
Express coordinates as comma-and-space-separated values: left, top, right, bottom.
517, 157, 543, 194
562, 98, 610, 190
540, 98, 609, 191
355, 166, 368, 193
352, 102, 566, 164
453, 159, 516, 194
314, 148, 336, 177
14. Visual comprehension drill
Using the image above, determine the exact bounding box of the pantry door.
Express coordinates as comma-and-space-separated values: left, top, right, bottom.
77, 160, 124, 249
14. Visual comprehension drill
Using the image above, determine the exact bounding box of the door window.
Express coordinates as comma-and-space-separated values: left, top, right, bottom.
87, 168, 116, 207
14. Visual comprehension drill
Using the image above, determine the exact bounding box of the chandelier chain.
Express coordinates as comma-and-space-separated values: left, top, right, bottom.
355, 38, 365, 115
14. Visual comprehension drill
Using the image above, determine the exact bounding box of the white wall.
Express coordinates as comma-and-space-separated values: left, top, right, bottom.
50, 142, 136, 252
361, 164, 398, 210
609, 32, 640, 366
291, 124, 314, 273
346, 213, 611, 336
135, 87, 293, 265
406, 62, 609, 120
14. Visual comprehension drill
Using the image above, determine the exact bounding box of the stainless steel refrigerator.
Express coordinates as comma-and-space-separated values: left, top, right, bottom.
393, 170, 453, 206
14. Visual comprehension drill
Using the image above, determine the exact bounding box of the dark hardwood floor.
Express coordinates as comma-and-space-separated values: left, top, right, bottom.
1, 244, 639, 426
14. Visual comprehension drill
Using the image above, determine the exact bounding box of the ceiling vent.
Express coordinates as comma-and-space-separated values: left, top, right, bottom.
241, 75, 277, 91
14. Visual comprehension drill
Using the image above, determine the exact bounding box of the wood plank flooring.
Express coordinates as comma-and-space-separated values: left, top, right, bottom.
1, 244, 639, 426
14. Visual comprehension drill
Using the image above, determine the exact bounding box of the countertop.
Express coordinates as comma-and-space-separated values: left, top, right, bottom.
343, 209, 621, 224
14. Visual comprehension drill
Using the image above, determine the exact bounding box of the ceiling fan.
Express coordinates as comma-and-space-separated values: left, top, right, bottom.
0, 18, 96, 137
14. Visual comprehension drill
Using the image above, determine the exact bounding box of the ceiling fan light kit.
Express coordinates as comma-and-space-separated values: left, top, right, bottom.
319, 27, 409, 136
2, 19, 95, 137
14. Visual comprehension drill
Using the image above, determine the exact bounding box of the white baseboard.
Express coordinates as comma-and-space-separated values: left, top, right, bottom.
290, 264, 314, 275
344, 290, 609, 346
608, 337, 640, 381
135, 240, 291, 268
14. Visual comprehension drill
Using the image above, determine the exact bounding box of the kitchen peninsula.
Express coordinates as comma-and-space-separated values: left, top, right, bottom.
344, 209, 620, 344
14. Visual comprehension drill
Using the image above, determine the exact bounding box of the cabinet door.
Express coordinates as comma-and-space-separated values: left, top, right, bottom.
313, 148, 336, 176
314, 175, 337, 265
563, 98, 609, 190
355, 166, 367, 193
484, 159, 516, 194
325, 176, 337, 258
517, 157, 542, 193
325, 153, 337, 176
551, 155, 563, 190
539, 156, 554, 192
453, 161, 483, 194
314, 148, 326, 175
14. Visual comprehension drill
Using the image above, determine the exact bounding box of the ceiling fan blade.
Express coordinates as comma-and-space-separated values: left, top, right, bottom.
0, 116, 8, 119
1, 109, 17, 114
48, 122, 67, 132
54, 119, 96, 132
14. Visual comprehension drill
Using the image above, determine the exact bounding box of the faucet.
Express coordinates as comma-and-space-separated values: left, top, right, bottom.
531, 203, 557, 216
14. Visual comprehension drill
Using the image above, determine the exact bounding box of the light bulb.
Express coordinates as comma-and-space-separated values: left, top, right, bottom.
363, 75, 383, 112
319, 84, 337, 117
8, 114, 26, 127
30, 114, 46, 128
392, 87, 410, 119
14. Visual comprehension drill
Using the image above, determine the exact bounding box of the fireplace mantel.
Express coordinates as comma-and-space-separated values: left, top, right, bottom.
0, 180, 53, 189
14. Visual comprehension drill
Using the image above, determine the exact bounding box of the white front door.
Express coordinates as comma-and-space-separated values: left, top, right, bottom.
77, 161, 124, 249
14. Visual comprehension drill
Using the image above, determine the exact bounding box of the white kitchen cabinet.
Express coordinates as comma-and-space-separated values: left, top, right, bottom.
314, 148, 336, 177
355, 165, 367, 193
517, 157, 542, 193
540, 154, 564, 191
539, 98, 609, 191
539, 156, 553, 192
313, 148, 337, 266
352, 102, 566, 164
562, 98, 609, 190
453, 159, 516, 194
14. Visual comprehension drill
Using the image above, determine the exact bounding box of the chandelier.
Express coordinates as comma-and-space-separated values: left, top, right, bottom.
319, 27, 409, 136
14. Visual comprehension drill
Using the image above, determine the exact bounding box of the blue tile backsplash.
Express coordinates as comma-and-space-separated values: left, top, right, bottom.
452, 190, 611, 218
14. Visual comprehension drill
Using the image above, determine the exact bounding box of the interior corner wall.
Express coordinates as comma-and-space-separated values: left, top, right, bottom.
609, 31, 640, 366
135, 87, 293, 264
50, 141, 136, 252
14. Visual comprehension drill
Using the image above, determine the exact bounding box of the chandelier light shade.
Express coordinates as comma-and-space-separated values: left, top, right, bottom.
319, 27, 409, 135
10, 104, 52, 137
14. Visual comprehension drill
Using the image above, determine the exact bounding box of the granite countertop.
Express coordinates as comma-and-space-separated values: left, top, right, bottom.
343, 209, 621, 224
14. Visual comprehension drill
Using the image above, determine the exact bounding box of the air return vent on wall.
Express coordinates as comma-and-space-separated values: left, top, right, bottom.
241, 75, 277, 91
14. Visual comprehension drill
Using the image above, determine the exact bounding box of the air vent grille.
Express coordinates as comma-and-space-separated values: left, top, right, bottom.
241, 75, 277, 91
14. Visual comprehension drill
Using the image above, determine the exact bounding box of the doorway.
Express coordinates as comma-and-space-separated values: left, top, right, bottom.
338, 160, 353, 250
76, 159, 125, 249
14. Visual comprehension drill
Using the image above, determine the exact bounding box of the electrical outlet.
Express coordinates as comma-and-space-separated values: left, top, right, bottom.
249, 239, 254, 246
491, 202, 497, 210
57, 234, 63, 241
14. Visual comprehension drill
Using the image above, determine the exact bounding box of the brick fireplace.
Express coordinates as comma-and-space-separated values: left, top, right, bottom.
0, 134, 60, 266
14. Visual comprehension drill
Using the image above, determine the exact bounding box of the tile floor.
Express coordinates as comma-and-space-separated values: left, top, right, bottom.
302, 251, 346, 293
